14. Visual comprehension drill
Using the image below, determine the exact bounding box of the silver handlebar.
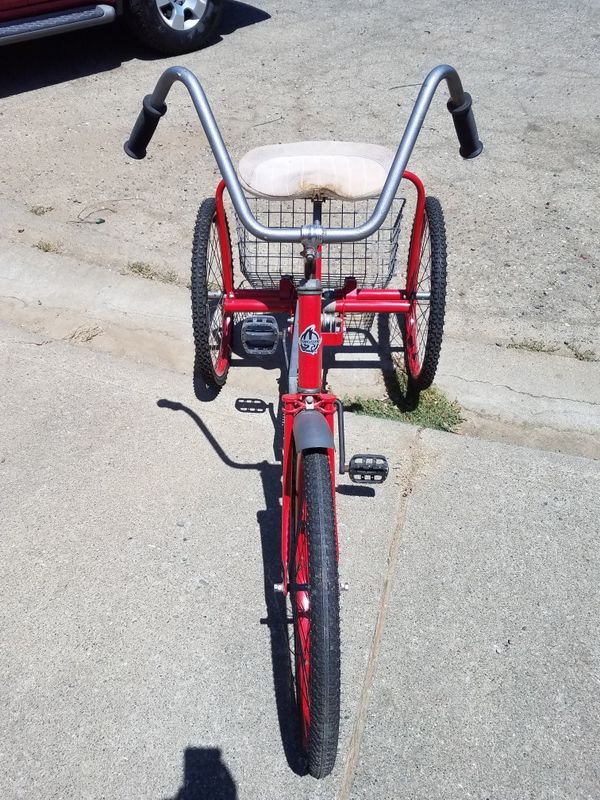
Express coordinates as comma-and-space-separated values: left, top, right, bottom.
143, 64, 470, 244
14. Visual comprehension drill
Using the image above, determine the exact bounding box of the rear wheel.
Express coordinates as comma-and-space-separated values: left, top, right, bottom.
191, 197, 232, 393
126, 0, 223, 55
289, 449, 340, 779
402, 195, 447, 391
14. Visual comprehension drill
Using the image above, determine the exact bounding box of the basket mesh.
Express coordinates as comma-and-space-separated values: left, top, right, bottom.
235, 196, 405, 291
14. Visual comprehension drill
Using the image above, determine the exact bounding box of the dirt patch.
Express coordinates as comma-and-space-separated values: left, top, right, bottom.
565, 342, 598, 362
124, 261, 180, 285
29, 205, 54, 216
34, 240, 63, 254
65, 325, 104, 343
507, 338, 559, 355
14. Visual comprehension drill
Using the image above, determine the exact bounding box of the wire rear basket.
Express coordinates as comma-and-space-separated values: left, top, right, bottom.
235, 196, 405, 291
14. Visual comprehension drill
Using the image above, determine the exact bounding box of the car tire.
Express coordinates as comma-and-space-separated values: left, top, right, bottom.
126, 0, 223, 55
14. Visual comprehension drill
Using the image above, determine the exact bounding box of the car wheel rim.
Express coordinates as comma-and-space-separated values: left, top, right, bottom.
155, 0, 208, 31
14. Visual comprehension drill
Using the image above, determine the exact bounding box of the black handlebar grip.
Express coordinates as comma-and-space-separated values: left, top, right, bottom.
124, 95, 167, 160
447, 93, 483, 159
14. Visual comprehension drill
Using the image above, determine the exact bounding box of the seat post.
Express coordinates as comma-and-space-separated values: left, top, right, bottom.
312, 199, 323, 225
304, 199, 323, 281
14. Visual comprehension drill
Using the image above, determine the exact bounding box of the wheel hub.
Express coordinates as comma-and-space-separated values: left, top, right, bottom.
155, 0, 208, 31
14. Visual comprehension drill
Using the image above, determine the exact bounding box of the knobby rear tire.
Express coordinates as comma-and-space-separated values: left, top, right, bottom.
402, 195, 447, 391
190, 197, 232, 393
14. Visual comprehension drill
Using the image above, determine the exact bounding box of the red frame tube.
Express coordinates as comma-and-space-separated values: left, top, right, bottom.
402, 172, 428, 377
215, 180, 234, 295
223, 291, 293, 314
216, 172, 428, 589
404, 171, 426, 293
297, 287, 323, 392
329, 288, 410, 314
223, 288, 411, 315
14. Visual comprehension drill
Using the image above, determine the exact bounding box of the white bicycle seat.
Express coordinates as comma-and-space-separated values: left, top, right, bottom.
238, 140, 395, 200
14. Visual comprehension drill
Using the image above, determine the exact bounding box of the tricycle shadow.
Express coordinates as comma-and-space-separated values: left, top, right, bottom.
157, 391, 308, 776
376, 313, 420, 412
325, 313, 420, 412
321, 314, 420, 412
214, 313, 419, 414
159, 316, 415, 775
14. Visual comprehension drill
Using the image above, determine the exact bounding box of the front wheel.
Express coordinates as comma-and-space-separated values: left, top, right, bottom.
289, 449, 340, 779
126, 0, 224, 55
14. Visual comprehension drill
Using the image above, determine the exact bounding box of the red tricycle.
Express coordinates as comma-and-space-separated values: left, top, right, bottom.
125, 64, 482, 778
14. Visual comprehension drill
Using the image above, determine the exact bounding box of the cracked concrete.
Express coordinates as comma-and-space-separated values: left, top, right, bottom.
434, 336, 600, 451
439, 373, 599, 408
1, 2, 599, 795
338, 427, 425, 800
2, 320, 599, 800
2, 238, 598, 458
1, 0, 599, 460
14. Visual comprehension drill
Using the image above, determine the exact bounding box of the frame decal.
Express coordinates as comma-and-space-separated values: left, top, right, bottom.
299, 324, 321, 355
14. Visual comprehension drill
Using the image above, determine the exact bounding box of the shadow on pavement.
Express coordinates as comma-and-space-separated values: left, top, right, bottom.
0, 1, 270, 99
164, 747, 237, 800
336, 484, 375, 497
157, 395, 308, 776
376, 312, 420, 411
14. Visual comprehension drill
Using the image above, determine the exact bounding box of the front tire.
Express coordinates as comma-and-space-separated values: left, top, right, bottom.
126, 0, 223, 55
289, 449, 340, 779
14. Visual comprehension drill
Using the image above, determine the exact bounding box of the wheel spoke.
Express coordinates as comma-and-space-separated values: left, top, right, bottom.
286, 468, 313, 744
403, 198, 446, 388
181, 0, 207, 19
419, 223, 430, 260
203, 218, 227, 369
169, 2, 185, 30
192, 199, 232, 389
407, 219, 430, 369
207, 225, 223, 291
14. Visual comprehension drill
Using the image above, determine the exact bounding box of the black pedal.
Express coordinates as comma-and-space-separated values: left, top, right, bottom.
234, 398, 268, 413
240, 315, 279, 356
348, 454, 389, 484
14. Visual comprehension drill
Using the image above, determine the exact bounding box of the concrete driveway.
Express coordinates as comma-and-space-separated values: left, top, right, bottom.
1, 0, 599, 797
2, 324, 599, 799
